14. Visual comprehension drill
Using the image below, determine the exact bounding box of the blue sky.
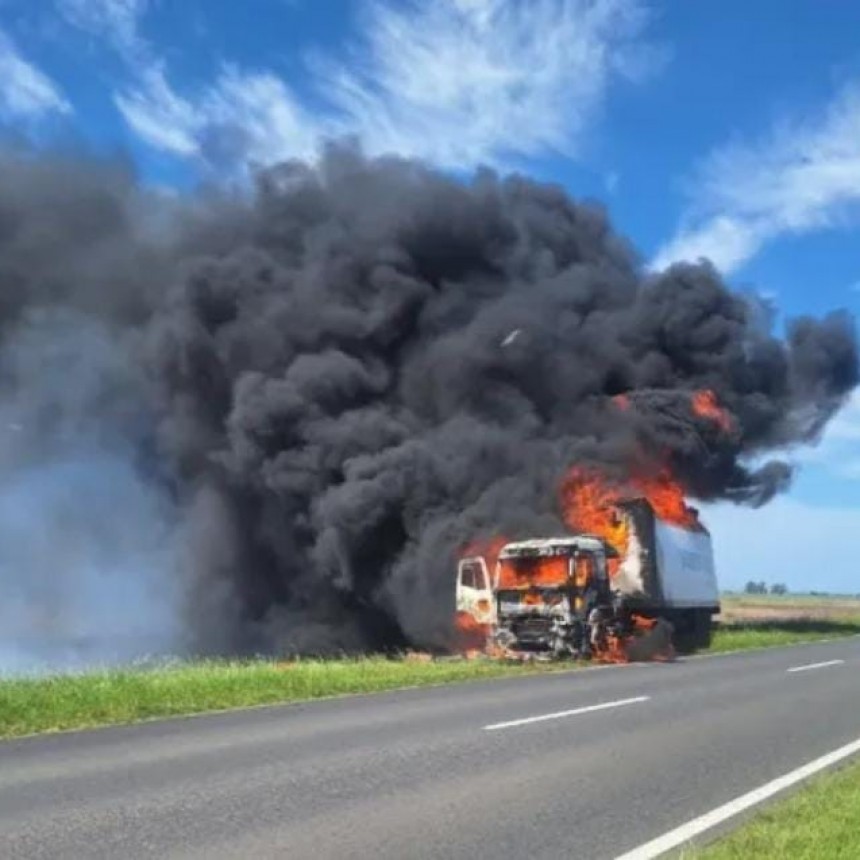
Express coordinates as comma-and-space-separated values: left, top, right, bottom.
1, 0, 859, 593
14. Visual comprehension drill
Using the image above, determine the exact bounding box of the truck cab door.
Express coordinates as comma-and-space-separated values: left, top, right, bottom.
456, 557, 496, 625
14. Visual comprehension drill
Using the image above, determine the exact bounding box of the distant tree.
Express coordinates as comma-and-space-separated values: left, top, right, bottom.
745, 581, 769, 595
770, 583, 788, 595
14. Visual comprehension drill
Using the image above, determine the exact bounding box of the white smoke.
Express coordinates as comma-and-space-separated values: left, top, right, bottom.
0, 309, 184, 676
0, 452, 183, 675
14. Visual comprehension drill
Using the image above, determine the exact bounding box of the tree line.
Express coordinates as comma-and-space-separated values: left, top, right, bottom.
744, 581, 788, 595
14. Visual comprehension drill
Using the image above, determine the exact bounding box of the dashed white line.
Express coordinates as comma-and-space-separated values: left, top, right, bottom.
613, 735, 860, 860
483, 695, 649, 731
787, 659, 845, 673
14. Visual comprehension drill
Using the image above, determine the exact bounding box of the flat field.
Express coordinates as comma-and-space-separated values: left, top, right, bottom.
719, 593, 860, 624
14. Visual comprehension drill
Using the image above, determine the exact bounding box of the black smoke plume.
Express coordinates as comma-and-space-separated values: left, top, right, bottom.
0, 143, 855, 662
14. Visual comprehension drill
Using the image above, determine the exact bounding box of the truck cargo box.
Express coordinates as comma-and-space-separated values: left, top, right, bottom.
613, 498, 719, 648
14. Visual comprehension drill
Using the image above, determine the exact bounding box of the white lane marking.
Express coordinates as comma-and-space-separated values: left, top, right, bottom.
787, 659, 845, 673
483, 696, 649, 731
613, 735, 860, 860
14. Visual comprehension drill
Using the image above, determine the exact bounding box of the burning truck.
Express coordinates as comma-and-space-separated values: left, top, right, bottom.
455, 474, 720, 661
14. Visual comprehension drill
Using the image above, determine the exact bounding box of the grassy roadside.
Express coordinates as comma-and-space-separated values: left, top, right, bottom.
709, 618, 860, 654
2, 608, 858, 741
711, 593, 860, 653
0, 657, 564, 740
680, 759, 860, 859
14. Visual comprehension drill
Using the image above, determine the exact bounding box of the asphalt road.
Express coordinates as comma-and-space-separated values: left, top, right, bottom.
2, 638, 860, 860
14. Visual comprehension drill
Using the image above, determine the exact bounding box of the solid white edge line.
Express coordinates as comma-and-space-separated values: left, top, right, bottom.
787, 659, 845, 673
483, 695, 649, 731
613, 735, 860, 860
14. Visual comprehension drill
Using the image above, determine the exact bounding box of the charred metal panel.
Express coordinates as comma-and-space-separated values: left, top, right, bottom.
615, 498, 664, 606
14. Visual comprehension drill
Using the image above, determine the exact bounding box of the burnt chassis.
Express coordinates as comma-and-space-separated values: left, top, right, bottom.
491, 585, 637, 659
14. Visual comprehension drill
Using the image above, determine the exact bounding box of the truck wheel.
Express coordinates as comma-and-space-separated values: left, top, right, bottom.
694, 610, 713, 649
670, 611, 697, 654
672, 630, 696, 654
674, 610, 712, 652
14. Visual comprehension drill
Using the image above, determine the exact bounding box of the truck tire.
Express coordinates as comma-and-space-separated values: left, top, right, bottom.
676, 610, 713, 652
670, 609, 712, 654
694, 610, 713, 649
672, 629, 696, 654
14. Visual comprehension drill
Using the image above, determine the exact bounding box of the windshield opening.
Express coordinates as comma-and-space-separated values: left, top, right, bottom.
497, 554, 568, 588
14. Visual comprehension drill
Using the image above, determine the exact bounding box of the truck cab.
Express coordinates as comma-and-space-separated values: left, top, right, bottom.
457, 536, 616, 656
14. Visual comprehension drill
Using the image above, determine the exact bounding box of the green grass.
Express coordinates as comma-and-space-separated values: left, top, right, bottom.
709, 618, 860, 654
3, 611, 859, 742
0, 656, 566, 740
680, 759, 860, 859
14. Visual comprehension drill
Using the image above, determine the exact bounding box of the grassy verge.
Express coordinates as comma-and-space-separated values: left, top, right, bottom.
3, 608, 858, 742
681, 759, 860, 859
709, 618, 860, 654
0, 656, 565, 740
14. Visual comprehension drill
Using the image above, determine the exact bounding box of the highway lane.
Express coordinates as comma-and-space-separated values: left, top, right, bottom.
1, 637, 859, 859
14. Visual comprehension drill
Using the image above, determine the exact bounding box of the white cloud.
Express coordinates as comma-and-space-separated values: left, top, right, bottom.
116, 64, 320, 166
57, 0, 149, 58
200, 68, 320, 166
653, 83, 860, 274
0, 30, 71, 121
315, 0, 659, 169
95, 0, 659, 171
114, 64, 198, 156
703, 496, 860, 593
653, 214, 767, 276
58, 0, 317, 166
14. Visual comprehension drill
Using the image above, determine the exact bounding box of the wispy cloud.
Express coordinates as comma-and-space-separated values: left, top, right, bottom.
315, 0, 660, 169
56, 0, 149, 58
115, 64, 320, 166
0, 30, 71, 121
653, 82, 860, 274
113, 64, 198, 156
58, 0, 318, 166
64, 0, 660, 172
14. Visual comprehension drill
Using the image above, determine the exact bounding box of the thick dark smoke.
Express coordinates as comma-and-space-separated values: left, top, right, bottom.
0, 143, 855, 665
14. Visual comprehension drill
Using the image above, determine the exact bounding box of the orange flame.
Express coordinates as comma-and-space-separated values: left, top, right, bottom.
497, 555, 569, 589
691, 389, 734, 434
559, 465, 697, 572
634, 469, 696, 528
596, 633, 630, 664
454, 611, 489, 651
